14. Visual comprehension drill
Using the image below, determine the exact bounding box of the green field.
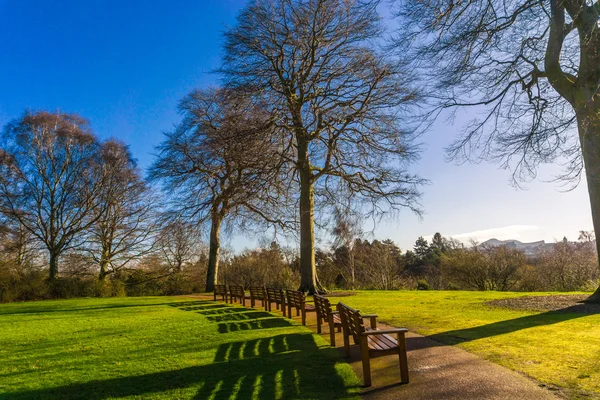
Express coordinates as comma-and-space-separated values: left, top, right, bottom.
340, 290, 599, 397
3, 291, 599, 399
0, 297, 360, 400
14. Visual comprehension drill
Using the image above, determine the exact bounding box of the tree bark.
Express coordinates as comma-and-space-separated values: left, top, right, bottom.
578, 110, 600, 303
297, 138, 318, 294
99, 257, 109, 282
49, 251, 58, 281
205, 212, 222, 293
350, 250, 355, 290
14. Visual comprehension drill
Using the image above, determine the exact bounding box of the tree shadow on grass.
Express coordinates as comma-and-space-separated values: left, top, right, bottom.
427, 304, 600, 345
6, 334, 358, 400
0, 302, 178, 316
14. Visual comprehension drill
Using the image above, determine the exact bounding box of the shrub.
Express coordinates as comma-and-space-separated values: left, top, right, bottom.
416, 279, 430, 290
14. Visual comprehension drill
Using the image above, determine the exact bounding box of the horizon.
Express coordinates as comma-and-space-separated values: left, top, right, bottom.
0, 0, 593, 253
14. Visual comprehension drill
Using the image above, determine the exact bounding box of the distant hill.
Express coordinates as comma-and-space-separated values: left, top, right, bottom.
479, 238, 553, 256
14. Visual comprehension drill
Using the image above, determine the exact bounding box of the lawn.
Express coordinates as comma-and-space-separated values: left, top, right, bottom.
340, 290, 599, 398
0, 297, 360, 400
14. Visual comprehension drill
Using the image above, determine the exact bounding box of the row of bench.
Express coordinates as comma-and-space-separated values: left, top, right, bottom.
214, 284, 315, 325
212, 284, 408, 387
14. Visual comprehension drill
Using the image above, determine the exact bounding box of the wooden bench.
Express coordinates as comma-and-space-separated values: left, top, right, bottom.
314, 294, 342, 346
228, 285, 246, 306
266, 287, 286, 317
337, 302, 409, 387
213, 284, 228, 302
285, 289, 316, 326
249, 286, 267, 310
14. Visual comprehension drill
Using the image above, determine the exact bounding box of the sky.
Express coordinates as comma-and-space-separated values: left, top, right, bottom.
0, 0, 593, 252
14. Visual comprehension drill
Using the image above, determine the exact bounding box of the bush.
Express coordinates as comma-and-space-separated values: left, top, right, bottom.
416, 279, 430, 290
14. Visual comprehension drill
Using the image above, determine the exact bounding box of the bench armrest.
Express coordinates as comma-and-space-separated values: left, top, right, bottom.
361, 314, 378, 329
330, 311, 339, 315
361, 328, 408, 336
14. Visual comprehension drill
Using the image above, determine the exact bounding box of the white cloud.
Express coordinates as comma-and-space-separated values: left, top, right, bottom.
425, 225, 541, 244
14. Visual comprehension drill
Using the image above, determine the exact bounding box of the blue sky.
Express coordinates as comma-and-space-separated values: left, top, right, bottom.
0, 0, 593, 252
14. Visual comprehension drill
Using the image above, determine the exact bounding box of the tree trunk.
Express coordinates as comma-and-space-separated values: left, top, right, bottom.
205, 212, 222, 293
350, 249, 355, 290
297, 137, 319, 294
49, 251, 58, 280
99, 258, 109, 282
578, 110, 600, 303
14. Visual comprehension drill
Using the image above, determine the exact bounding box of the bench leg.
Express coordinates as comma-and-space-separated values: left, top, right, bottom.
251, 298, 255, 308
398, 332, 409, 384
287, 303, 292, 319
316, 315, 322, 334
301, 309, 306, 326
342, 326, 350, 357
360, 336, 372, 387
328, 315, 335, 347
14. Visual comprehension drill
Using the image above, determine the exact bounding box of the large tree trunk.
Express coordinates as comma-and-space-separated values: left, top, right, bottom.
297, 137, 319, 294
205, 212, 222, 293
578, 110, 600, 303
48, 251, 58, 280
299, 168, 317, 293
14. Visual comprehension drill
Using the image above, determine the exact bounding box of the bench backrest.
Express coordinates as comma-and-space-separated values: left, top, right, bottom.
285, 290, 305, 308
314, 294, 333, 319
229, 285, 245, 298
249, 286, 266, 298
214, 284, 227, 295
266, 287, 284, 301
337, 302, 365, 344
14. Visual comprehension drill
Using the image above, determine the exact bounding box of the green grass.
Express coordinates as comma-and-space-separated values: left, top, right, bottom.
0, 297, 360, 400
340, 290, 599, 398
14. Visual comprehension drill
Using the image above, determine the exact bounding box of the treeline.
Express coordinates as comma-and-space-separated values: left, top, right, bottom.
314, 232, 599, 292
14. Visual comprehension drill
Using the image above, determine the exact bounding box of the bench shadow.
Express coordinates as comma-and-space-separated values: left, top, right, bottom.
207, 311, 273, 322
6, 334, 357, 400
218, 317, 294, 333
427, 304, 599, 345
196, 307, 247, 316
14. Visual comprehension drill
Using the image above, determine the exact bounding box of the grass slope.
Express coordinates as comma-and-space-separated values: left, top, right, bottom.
341, 290, 599, 398
0, 297, 360, 400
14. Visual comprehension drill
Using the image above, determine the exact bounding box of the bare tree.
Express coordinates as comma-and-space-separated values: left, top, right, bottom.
221, 0, 423, 293
156, 220, 203, 273
150, 87, 289, 292
396, 0, 600, 301
0, 111, 106, 280
88, 140, 156, 281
